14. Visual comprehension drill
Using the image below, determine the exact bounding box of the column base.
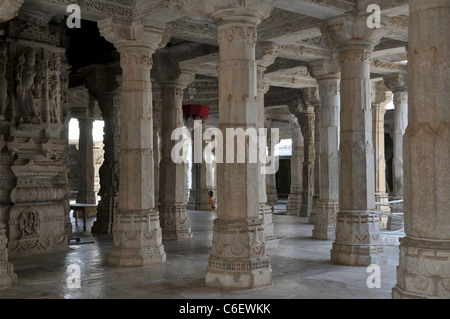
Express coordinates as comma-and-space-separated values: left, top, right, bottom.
287, 192, 302, 216
312, 200, 338, 240
160, 204, 193, 241
205, 217, 272, 289
107, 210, 166, 267
330, 242, 385, 266
330, 210, 385, 266
76, 191, 97, 205
393, 236, 450, 299
259, 203, 279, 249
0, 260, 17, 290
300, 191, 314, 217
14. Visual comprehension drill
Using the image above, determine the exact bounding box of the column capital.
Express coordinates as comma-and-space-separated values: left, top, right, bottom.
0, 0, 23, 23
371, 80, 393, 107
308, 59, 341, 81
176, 0, 275, 25
322, 13, 388, 52
98, 18, 168, 55
384, 72, 408, 93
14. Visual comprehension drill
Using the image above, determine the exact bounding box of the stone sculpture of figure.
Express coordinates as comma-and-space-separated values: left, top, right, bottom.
48, 73, 61, 123
0, 44, 8, 121
15, 48, 41, 124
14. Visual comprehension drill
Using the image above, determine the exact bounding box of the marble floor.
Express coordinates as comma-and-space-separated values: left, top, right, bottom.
0, 207, 403, 299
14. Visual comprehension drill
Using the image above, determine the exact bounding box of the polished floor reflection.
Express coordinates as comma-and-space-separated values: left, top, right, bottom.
0, 208, 402, 299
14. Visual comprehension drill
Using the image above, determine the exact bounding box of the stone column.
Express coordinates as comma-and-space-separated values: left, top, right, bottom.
0, 217, 17, 290
384, 73, 407, 230
301, 88, 318, 220
153, 99, 162, 208
98, 18, 167, 267
158, 70, 195, 240
371, 80, 392, 229
76, 117, 96, 204
85, 65, 121, 234
393, 0, 450, 299
265, 119, 278, 208
309, 59, 340, 240
256, 42, 278, 249
92, 92, 121, 234
287, 114, 304, 216
205, 3, 275, 289
323, 13, 386, 265
191, 122, 212, 210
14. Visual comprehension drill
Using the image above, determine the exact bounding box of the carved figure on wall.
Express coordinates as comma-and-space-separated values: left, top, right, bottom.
0, 44, 8, 121
15, 48, 41, 124
48, 53, 61, 124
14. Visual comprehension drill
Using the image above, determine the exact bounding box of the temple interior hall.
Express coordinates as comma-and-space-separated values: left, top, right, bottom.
0, 0, 448, 300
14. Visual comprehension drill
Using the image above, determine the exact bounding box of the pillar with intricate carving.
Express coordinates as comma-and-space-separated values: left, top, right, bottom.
204, 2, 275, 289
287, 113, 304, 217
323, 13, 386, 265
265, 119, 278, 208
301, 88, 317, 220
393, 0, 450, 299
98, 18, 167, 267
371, 80, 392, 229
384, 73, 407, 230
256, 42, 278, 249
158, 70, 195, 240
76, 118, 96, 204
309, 59, 340, 240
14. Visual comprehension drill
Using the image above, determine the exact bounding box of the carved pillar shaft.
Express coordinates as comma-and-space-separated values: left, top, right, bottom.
287, 116, 304, 216
393, 0, 450, 299
98, 18, 167, 267
76, 118, 96, 204
392, 90, 407, 199
300, 110, 315, 218
265, 120, 278, 207
191, 122, 211, 210
312, 73, 340, 240
92, 93, 120, 234
159, 82, 193, 240
205, 10, 273, 289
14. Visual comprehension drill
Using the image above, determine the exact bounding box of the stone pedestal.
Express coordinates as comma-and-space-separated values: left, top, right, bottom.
204, 3, 274, 289
309, 60, 341, 240
392, 0, 450, 299
323, 13, 386, 265
99, 18, 166, 267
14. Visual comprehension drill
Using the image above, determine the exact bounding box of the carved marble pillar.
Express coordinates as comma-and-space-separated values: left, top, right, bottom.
190, 122, 211, 210
287, 114, 304, 217
76, 118, 96, 204
84, 65, 121, 234
256, 42, 278, 249
93, 92, 121, 234
371, 80, 392, 229
301, 88, 318, 220
385, 73, 407, 230
159, 71, 194, 240
309, 59, 340, 240
153, 100, 161, 208
265, 119, 278, 208
393, 0, 450, 299
98, 18, 167, 267
205, 3, 274, 289
323, 13, 386, 265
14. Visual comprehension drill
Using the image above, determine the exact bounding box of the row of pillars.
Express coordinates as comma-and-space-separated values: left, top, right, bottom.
0, 0, 448, 299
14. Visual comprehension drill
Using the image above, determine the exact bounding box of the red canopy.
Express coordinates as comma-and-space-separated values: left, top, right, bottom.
182, 104, 210, 119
